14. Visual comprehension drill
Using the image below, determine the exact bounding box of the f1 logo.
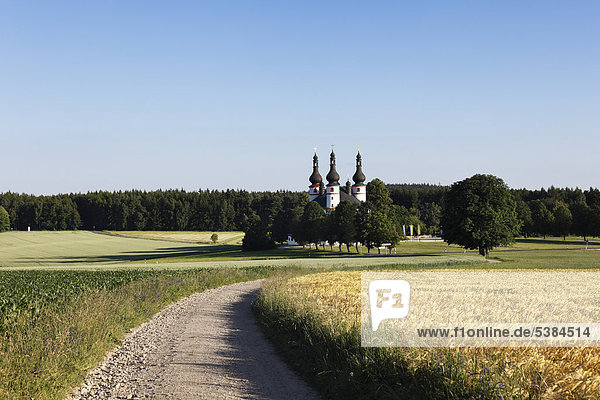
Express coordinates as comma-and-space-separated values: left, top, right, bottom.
369, 280, 410, 331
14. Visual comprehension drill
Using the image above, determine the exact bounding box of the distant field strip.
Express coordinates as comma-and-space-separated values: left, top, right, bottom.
0, 231, 485, 270
104, 231, 245, 245
112, 254, 485, 270
0, 231, 223, 268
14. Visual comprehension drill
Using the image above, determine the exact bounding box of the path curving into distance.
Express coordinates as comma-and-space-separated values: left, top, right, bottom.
69, 280, 321, 400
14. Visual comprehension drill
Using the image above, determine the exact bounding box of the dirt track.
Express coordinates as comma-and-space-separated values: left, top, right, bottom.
69, 280, 321, 400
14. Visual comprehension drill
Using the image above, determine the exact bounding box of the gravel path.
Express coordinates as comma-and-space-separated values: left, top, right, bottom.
68, 280, 321, 400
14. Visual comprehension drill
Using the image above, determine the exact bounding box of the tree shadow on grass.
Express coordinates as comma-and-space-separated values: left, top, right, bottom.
14, 244, 463, 267
516, 238, 600, 246
16, 244, 240, 265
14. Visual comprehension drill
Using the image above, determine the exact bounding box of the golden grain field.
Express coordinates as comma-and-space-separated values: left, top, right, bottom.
283, 271, 600, 399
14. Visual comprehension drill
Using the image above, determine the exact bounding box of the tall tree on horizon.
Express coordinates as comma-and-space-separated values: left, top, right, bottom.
441, 174, 521, 257
359, 179, 401, 253
0, 206, 10, 232
331, 200, 358, 252
242, 214, 275, 251
552, 202, 573, 240
530, 200, 555, 239
298, 201, 325, 249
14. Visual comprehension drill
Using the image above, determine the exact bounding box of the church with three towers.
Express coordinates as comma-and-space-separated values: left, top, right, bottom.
308, 149, 367, 210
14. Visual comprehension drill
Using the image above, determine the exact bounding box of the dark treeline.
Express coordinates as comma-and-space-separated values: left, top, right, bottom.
0, 190, 308, 233
387, 184, 448, 234
387, 183, 600, 239
511, 186, 600, 240
1, 183, 600, 240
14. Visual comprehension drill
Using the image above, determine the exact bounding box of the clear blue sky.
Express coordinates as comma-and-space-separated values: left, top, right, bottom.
1, 1, 598, 194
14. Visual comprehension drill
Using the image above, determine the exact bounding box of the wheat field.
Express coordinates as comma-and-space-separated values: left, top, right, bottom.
271, 271, 600, 399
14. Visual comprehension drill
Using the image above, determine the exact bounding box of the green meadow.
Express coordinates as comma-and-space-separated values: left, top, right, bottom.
0, 230, 483, 270
1, 231, 598, 270
105, 230, 245, 244
0, 230, 244, 269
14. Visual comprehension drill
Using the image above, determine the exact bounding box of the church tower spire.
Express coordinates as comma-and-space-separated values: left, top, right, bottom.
308, 150, 322, 201
326, 149, 340, 185
352, 150, 367, 202
325, 148, 341, 209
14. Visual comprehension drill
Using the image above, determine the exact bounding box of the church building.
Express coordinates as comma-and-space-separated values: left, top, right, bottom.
308, 149, 366, 210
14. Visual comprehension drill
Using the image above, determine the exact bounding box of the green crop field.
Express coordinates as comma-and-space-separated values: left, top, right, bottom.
0, 266, 276, 399
0, 232, 274, 399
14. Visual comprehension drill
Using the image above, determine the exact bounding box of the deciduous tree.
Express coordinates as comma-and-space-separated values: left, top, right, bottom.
365, 210, 399, 253
571, 203, 593, 241
331, 201, 357, 252
367, 178, 393, 211
0, 206, 10, 232
552, 202, 572, 240
515, 200, 533, 237
360, 180, 400, 253
530, 200, 554, 239
299, 201, 325, 249
441, 174, 521, 257
242, 214, 275, 251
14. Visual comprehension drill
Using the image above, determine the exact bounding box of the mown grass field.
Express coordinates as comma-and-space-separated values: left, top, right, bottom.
489, 249, 600, 269
2, 230, 589, 269
0, 231, 487, 269
325, 236, 600, 255
97, 236, 600, 266
0, 231, 219, 268
105, 230, 245, 245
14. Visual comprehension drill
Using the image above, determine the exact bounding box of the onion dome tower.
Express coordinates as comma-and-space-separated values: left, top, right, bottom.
326, 149, 341, 209
352, 150, 367, 202
308, 151, 322, 201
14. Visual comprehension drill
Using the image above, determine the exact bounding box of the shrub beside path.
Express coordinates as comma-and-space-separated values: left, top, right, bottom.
69, 280, 321, 400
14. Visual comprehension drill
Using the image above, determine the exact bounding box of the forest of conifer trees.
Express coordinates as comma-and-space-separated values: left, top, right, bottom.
1, 184, 600, 241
